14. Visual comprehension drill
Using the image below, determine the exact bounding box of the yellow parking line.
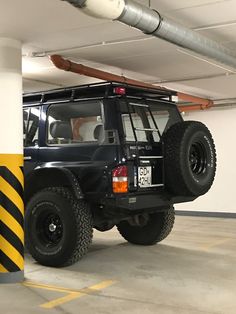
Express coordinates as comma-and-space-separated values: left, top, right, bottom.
23, 280, 116, 309
88, 280, 116, 291
41, 280, 116, 309
23, 281, 76, 294
41, 291, 86, 309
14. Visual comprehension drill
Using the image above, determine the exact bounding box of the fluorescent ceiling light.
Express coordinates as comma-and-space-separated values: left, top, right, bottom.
22, 58, 54, 74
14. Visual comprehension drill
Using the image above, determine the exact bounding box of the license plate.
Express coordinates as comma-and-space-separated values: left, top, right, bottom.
138, 166, 152, 188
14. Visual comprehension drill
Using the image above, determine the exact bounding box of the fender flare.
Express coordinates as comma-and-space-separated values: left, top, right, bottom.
59, 167, 84, 199
25, 166, 84, 201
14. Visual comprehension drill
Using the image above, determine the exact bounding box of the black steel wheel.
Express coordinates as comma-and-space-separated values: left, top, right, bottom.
189, 142, 207, 175
35, 210, 63, 247
163, 121, 216, 197
25, 187, 93, 267
117, 207, 175, 245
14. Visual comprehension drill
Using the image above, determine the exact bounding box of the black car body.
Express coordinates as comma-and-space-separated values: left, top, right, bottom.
23, 82, 216, 267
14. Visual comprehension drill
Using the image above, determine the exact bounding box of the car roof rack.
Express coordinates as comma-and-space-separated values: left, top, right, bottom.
23, 81, 176, 105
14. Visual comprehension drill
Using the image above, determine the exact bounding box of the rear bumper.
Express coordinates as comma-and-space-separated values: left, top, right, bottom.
102, 192, 196, 214
103, 194, 172, 213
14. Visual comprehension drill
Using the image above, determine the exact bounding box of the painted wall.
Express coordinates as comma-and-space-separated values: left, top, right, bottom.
175, 106, 236, 213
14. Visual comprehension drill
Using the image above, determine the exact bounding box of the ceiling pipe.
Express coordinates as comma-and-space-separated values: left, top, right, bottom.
50, 54, 213, 109
49, 54, 165, 90
61, 0, 236, 70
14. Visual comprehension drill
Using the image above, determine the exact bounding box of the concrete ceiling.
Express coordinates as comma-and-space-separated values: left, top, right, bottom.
2, 0, 236, 101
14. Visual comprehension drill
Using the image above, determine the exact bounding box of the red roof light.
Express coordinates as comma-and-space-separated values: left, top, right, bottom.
113, 87, 126, 95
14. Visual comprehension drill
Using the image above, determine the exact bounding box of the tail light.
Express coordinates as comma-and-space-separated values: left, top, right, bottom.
112, 165, 128, 194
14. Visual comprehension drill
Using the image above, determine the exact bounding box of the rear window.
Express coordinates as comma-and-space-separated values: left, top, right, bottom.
121, 99, 181, 143
47, 100, 103, 145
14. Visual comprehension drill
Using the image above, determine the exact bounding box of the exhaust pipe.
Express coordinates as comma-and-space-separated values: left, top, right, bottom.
62, 0, 236, 69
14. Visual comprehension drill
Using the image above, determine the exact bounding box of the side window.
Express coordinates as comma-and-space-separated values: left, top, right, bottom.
120, 100, 180, 143
146, 110, 170, 142
147, 110, 169, 134
23, 107, 40, 147
122, 113, 148, 142
47, 101, 103, 145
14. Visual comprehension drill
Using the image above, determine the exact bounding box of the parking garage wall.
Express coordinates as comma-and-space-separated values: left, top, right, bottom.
175, 106, 236, 214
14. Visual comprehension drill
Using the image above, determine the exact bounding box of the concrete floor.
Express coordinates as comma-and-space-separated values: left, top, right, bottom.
0, 215, 236, 314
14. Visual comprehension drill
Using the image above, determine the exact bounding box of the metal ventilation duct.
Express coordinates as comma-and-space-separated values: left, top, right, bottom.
62, 0, 236, 69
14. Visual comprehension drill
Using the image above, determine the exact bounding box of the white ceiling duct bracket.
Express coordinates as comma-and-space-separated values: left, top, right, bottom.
118, 0, 160, 33
62, 0, 125, 19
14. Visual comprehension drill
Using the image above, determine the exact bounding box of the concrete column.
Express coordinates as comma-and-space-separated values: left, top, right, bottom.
0, 38, 24, 283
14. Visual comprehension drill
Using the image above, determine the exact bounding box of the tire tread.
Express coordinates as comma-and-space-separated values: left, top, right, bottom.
25, 187, 93, 267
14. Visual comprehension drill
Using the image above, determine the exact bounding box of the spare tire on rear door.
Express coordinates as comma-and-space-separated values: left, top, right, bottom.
163, 121, 216, 197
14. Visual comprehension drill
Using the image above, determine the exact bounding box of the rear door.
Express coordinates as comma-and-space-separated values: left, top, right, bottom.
120, 98, 182, 192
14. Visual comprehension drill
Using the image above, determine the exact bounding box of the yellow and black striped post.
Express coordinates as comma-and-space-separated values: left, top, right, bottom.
0, 155, 24, 282
0, 38, 24, 283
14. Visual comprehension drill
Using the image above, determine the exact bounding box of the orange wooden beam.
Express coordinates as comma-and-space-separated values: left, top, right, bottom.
177, 92, 213, 108
50, 54, 213, 111
178, 104, 213, 112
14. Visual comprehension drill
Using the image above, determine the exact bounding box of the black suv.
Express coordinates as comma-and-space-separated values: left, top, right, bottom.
23, 82, 216, 267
